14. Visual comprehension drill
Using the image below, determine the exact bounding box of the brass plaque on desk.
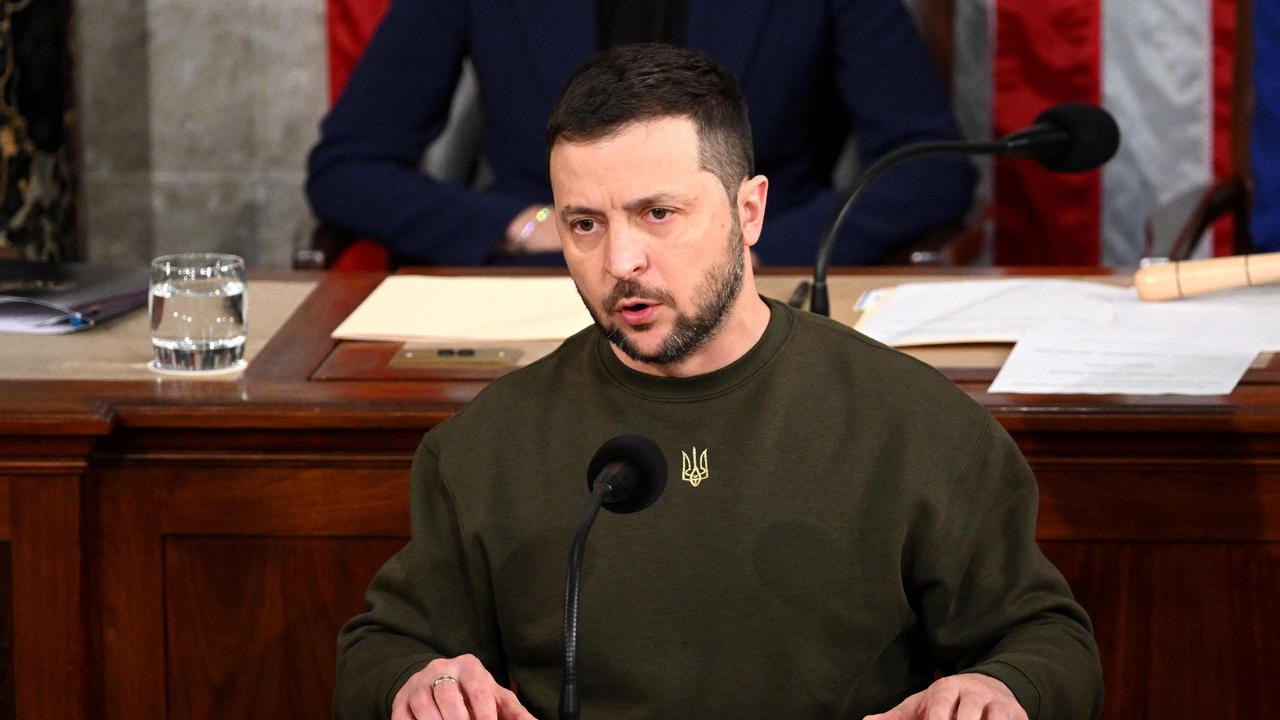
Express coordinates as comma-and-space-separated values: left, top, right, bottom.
389, 344, 524, 369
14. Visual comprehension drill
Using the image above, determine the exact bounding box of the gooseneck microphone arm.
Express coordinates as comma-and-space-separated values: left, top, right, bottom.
559, 478, 611, 720
809, 103, 1120, 317
559, 436, 668, 720
810, 140, 1002, 316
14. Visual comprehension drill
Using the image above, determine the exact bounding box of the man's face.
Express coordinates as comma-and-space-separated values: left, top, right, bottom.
550, 117, 760, 369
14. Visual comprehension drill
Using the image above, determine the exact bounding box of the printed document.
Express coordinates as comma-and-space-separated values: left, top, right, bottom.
854, 279, 1279, 395
989, 317, 1264, 395
854, 279, 1128, 345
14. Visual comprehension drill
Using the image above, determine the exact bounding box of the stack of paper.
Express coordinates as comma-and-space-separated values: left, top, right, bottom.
332, 275, 594, 342
854, 279, 1127, 345
854, 279, 1280, 396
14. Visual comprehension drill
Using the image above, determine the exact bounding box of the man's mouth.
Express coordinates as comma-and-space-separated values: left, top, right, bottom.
615, 299, 661, 326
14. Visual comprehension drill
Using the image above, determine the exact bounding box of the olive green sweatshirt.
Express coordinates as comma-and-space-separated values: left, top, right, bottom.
334, 297, 1103, 719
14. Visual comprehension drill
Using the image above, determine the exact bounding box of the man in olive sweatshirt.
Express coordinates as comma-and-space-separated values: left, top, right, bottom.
334, 44, 1104, 720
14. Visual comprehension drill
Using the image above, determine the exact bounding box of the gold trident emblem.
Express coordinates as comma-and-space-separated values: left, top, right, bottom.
681, 447, 708, 487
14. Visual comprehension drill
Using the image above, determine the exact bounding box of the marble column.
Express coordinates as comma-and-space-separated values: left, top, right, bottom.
76, 0, 327, 270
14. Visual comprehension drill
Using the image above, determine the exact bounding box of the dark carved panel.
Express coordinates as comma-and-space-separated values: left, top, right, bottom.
163, 536, 406, 719
1043, 541, 1280, 720
0, 543, 11, 720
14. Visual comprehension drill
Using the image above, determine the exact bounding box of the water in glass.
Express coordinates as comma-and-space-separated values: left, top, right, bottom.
149, 277, 247, 370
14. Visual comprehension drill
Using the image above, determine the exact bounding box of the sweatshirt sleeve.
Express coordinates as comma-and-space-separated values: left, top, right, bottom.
333, 437, 503, 720
914, 416, 1104, 720
305, 0, 529, 266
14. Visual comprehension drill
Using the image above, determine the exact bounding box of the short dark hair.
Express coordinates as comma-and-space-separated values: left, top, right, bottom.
546, 43, 754, 198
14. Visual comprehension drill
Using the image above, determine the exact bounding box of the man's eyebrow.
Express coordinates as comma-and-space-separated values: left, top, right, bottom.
623, 193, 691, 212
559, 193, 693, 220
560, 205, 602, 219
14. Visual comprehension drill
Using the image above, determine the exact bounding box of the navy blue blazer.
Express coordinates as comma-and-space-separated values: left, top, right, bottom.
1253, 0, 1278, 252
306, 0, 977, 265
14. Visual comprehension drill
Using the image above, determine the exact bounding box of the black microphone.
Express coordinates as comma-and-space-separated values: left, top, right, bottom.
809, 103, 1120, 316
1000, 103, 1122, 172
560, 435, 667, 720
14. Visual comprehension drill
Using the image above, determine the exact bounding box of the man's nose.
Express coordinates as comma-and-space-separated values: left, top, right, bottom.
605, 223, 648, 279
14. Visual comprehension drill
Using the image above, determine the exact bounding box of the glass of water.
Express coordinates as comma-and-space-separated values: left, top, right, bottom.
149, 253, 248, 372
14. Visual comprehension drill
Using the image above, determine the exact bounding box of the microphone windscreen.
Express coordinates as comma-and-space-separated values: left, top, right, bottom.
1033, 103, 1120, 172
586, 435, 667, 514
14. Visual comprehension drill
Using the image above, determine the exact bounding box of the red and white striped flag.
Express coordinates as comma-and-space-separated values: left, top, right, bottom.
326, 0, 390, 103
950, 0, 1239, 266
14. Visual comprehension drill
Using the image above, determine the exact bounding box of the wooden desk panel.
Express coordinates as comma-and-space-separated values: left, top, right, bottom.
1044, 542, 1280, 717
0, 546, 11, 720
93, 450, 410, 720
0, 466, 87, 720
0, 268, 1276, 719
164, 535, 405, 719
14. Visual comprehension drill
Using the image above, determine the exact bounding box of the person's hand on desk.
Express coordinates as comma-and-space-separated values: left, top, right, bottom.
864, 673, 1028, 720
393, 654, 536, 720
502, 205, 563, 256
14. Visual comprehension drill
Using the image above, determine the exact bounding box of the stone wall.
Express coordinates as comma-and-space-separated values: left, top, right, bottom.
76, 0, 327, 270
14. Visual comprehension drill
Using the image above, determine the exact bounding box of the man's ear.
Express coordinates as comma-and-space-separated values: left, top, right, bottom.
737, 174, 769, 248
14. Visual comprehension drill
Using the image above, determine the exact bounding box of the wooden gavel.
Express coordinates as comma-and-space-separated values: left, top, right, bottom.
1133, 252, 1280, 300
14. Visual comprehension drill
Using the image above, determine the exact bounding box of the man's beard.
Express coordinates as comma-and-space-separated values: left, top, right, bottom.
580, 215, 746, 367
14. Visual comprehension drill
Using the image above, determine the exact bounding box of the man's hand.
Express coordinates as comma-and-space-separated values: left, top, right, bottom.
864, 673, 1029, 720
502, 205, 561, 255
391, 654, 537, 720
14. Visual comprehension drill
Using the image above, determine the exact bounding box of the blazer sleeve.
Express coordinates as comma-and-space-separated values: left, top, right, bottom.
754, 0, 977, 266
333, 437, 504, 720
1252, 0, 1280, 252
913, 416, 1104, 720
306, 0, 528, 265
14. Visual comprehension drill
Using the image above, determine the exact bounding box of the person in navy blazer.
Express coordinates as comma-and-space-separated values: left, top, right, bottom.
306, 0, 977, 266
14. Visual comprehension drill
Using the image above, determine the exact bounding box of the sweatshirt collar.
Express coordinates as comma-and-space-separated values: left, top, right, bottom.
595, 296, 793, 401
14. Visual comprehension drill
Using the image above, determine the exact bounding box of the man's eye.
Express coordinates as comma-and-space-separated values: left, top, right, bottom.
572, 218, 597, 233
649, 208, 673, 221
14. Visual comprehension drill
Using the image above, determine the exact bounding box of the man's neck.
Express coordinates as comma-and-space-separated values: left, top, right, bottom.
611, 287, 771, 378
